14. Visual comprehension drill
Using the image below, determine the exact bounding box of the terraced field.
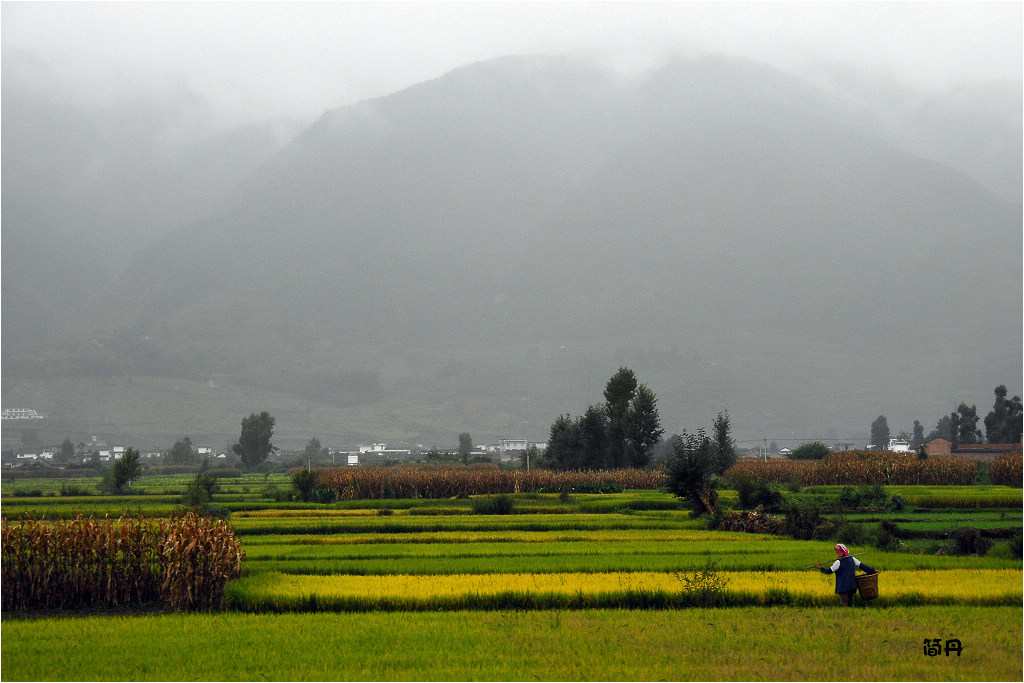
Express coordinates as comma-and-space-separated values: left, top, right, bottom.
2, 478, 1021, 680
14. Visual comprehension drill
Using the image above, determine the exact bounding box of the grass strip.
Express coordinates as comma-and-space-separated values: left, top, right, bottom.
6, 606, 1017, 681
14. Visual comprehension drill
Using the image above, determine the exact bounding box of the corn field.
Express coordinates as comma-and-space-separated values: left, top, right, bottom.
1, 512, 244, 613
988, 452, 1022, 487
315, 466, 666, 499
724, 451, 977, 486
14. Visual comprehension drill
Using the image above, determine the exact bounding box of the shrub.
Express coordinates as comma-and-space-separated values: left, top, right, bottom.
59, 483, 88, 497
182, 473, 219, 508
665, 429, 718, 515
735, 475, 783, 512
836, 521, 870, 546
873, 520, 900, 550
783, 497, 829, 541
789, 442, 830, 460
291, 468, 320, 502
674, 559, 730, 607
949, 525, 993, 556
472, 494, 515, 515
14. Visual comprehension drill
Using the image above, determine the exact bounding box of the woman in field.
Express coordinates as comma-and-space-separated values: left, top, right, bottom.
815, 543, 875, 606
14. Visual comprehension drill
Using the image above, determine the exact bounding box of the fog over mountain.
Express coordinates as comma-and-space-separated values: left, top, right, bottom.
2, 52, 1020, 449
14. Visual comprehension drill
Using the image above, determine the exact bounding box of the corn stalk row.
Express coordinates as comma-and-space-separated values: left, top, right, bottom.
316, 466, 666, 499
1, 512, 244, 613
725, 451, 978, 486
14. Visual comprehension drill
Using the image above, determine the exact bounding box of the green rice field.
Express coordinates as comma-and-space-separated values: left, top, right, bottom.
2, 476, 1021, 680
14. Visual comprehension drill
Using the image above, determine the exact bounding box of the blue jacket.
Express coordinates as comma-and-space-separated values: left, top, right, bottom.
819, 555, 875, 593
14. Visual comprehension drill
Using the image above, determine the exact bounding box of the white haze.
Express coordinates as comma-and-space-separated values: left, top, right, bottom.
3, 1, 1021, 129
2, 1, 1021, 448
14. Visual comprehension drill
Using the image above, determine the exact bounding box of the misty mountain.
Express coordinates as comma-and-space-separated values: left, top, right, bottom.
3, 53, 1020, 445
2, 50, 302, 359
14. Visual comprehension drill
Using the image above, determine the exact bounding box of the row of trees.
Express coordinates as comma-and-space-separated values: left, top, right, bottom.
875, 384, 1022, 450
539, 368, 664, 470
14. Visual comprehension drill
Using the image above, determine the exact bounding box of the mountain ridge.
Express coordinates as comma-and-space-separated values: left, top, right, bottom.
3, 53, 1020, 447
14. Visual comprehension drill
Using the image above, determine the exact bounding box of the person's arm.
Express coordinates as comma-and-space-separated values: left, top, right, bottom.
816, 559, 841, 574
853, 558, 875, 574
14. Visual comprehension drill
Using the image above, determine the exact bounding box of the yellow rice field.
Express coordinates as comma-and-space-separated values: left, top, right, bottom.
245, 568, 1021, 603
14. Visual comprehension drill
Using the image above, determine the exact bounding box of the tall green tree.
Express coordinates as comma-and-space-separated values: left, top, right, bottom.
543, 414, 583, 470
543, 368, 662, 470
303, 437, 326, 466
984, 385, 1023, 443
604, 367, 638, 468
664, 429, 717, 515
870, 415, 889, 450
910, 420, 925, 449
627, 384, 663, 468
955, 403, 981, 444
167, 437, 195, 465
711, 410, 736, 474
101, 448, 141, 493
458, 433, 473, 464
579, 405, 609, 469
233, 411, 276, 470
58, 438, 75, 463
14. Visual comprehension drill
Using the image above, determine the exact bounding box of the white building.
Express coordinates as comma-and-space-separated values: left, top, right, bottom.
887, 438, 911, 452
2, 408, 43, 419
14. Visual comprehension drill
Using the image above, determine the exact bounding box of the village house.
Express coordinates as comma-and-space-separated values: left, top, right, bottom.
922, 438, 1021, 462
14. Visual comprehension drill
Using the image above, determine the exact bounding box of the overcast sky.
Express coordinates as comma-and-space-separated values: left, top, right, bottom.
3, 1, 1022, 127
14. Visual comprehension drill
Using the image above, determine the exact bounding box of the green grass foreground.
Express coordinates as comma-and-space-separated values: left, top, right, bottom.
2, 606, 1020, 681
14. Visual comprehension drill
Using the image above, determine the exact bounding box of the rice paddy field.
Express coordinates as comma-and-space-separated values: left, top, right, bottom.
2, 475, 1021, 681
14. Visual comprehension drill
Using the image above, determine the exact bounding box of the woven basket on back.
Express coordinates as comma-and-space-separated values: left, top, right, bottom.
855, 571, 879, 600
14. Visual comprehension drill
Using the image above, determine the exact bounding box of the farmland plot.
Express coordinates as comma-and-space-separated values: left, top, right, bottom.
2, 481, 1021, 681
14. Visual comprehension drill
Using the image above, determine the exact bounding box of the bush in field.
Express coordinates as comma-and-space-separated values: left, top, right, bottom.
789, 442, 830, 460
783, 497, 832, 540
733, 474, 783, 512
664, 429, 719, 515
836, 521, 870, 546
873, 520, 901, 550
59, 483, 88, 497
99, 448, 142, 494
1, 513, 243, 612
472, 494, 515, 515
674, 558, 730, 607
183, 473, 219, 508
988, 452, 1022, 486
948, 525, 993, 556
291, 468, 320, 502
837, 484, 890, 510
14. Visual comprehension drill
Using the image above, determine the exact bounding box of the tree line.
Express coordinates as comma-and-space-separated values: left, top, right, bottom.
872, 384, 1022, 451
